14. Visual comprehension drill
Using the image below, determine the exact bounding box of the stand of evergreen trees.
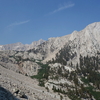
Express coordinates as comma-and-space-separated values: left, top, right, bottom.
77, 55, 100, 89
48, 54, 100, 100
48, 45, 77, 65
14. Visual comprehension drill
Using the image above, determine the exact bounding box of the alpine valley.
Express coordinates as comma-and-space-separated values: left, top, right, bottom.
0, 22, 100, 100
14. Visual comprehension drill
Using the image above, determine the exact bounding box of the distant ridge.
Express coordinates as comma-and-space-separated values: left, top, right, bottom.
0, 39, 45, 51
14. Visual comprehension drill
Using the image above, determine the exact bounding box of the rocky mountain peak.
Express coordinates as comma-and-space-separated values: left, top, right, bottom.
85, 22, 100, 31
30, 39, 45, 48
40, 22, 100, 62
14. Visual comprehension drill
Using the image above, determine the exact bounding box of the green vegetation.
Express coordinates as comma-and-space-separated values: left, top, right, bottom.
79, 55, 100, 89
76, 55, 100, 100
52, 85, 67, 94
81, 85, 100, 100
48, 54, 100, 100
31, 61, 50, 86
9, 54, 35, 63
82, 78, 100, 100
24, 52, 100, 100
48, 45, 77, 65
81, 77, 89, 84
31, 62, 49, 80
91, 91, 100, 100
67, 90, 81, 100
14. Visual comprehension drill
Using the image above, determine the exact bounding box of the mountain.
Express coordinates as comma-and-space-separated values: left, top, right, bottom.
52, 22, 100, 65
1, 22, 100, 61
0, 39, 45, 51
28, 22, 100, 64
0, 22, 100, 100
0, 22, 100, 75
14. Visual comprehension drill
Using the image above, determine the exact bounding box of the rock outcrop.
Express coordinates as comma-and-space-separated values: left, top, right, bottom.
0, 65, 68, 100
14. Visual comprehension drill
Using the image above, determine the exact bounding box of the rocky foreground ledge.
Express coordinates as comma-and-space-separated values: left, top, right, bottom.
0, 65, 70, 100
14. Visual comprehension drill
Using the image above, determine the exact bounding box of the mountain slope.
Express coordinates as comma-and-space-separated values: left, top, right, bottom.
1, 22, 100, 62
0, 22, 100, 100
0, 65, 65, 100
28, 22, 100, 64
0, 22, 100, 74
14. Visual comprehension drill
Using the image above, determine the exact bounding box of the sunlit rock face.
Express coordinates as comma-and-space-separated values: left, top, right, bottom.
0, 39, 45, 51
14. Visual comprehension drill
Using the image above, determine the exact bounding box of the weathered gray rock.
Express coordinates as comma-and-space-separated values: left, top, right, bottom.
0, 39, 45, 51
0, 87, 19, 100
0, 65, 62, 100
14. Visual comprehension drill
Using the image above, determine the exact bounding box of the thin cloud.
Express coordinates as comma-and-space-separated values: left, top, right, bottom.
46, 3, 75, 15
7, 20, 30, 28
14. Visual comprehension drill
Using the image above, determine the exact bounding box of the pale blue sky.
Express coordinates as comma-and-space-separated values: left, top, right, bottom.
0, 0, 100, 45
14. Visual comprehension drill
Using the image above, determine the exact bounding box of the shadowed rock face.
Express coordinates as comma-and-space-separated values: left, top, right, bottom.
0, 87, 20, 100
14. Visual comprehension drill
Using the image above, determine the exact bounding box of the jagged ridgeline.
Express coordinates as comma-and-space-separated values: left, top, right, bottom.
1, 22, 100, 100
28, 35, 100, 99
